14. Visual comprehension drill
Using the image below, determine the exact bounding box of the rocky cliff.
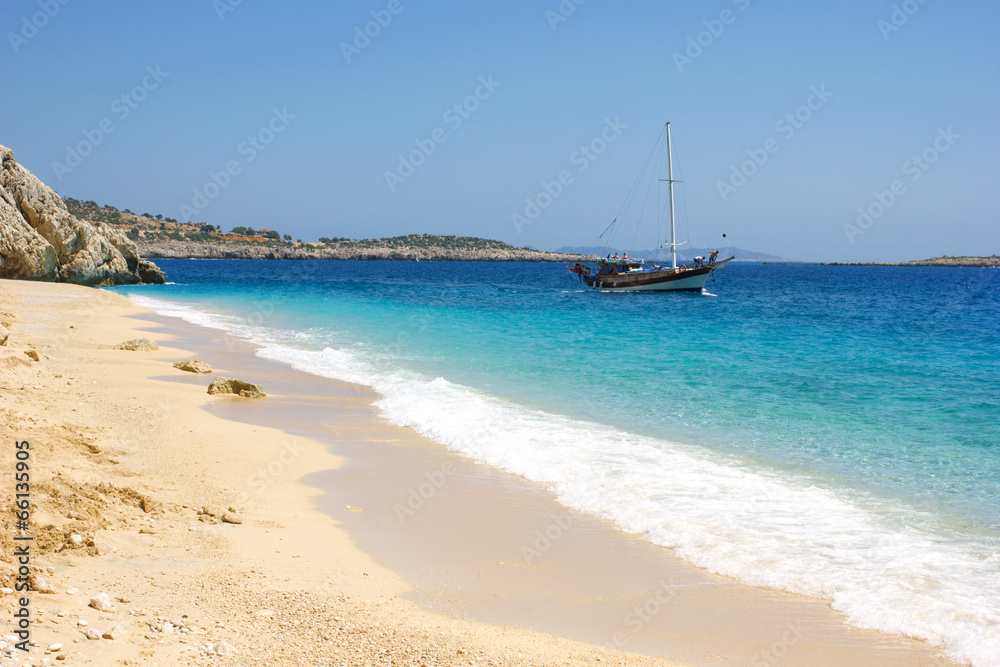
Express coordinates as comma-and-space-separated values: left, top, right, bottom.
0, 145, 165, 285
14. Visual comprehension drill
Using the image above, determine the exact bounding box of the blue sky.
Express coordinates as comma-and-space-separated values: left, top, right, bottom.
2, 0, 997, 261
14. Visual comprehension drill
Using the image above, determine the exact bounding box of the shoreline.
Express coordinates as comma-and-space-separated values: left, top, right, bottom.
0, 279, 955, 666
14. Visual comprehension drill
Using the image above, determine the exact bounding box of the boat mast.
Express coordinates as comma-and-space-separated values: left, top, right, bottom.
666, 122, 677, 270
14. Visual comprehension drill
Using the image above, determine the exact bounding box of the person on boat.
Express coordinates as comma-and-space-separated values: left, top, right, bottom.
694, 255, 704, 268
709, 250, 719, 264
613, 253, 619, 260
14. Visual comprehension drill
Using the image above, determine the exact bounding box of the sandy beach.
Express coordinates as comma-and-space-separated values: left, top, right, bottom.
0, 279, 955, 666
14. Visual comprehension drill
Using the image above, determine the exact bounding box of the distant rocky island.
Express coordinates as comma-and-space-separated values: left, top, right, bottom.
0, 145, 165, 285
821, 257, 999, 268
61, 199, 589, 262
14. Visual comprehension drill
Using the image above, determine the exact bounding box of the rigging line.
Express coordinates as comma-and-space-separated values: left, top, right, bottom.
593, 125, 666, 254
629, 144, 660, 255
595, 217, 617, 241
586, 218, 617, 256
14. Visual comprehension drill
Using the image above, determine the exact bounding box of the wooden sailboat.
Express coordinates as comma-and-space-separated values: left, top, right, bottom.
568, 123, 733, 292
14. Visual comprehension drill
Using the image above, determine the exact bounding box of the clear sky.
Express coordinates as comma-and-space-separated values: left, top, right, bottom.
2, 0, 997, 261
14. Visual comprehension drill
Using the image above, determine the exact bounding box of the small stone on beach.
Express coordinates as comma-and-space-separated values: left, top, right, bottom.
25, 349, 40, 362
207, 377, 266, 398
113, 338, 159, 351
89, 593, 115, 613
31, 577, 56, 594
173, 359, 212, 373
210, 640, 237, 656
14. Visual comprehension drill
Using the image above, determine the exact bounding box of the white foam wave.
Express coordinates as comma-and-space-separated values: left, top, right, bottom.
133, 294, 1000, 665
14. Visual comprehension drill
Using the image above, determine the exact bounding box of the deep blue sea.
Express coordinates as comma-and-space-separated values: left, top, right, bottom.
114, 260, 1000, 665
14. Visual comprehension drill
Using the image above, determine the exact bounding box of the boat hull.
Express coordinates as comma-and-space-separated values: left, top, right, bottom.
581, 258, 732, 292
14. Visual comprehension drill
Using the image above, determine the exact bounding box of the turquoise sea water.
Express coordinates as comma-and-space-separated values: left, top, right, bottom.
116, 260, 1000, 665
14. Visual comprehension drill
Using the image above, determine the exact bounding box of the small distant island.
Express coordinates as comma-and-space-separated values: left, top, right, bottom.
63, 198, 589, 262
821, 256, 999, 268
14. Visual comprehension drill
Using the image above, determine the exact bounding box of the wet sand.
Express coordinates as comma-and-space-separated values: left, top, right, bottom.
149, 305, 954, 666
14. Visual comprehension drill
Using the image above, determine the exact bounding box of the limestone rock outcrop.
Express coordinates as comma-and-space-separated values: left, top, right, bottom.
114, 338, 159, 351
207, 377, 266, 398
0, 145, 166, 285
173, 359, 212, 373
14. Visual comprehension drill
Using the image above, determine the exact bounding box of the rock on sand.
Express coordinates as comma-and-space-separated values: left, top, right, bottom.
173, 359, 212, 373
89, 592, 116, 613
114, 338, 159, 351
207, 377, 266, 398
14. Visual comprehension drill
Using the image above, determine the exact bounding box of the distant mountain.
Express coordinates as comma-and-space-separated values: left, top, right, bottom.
555, 245, 786, 263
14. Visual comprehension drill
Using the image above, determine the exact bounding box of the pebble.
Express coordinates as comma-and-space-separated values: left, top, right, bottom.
102, 625, 128, 641
76, 620, 88, 627
83, 629, 101, 640
89, 593, 115, 613
65, 588, 78, 595
210, 641, 237, 656
46, 644, 62, 652
68, 534, 83, 546
32, 577, 56, 594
